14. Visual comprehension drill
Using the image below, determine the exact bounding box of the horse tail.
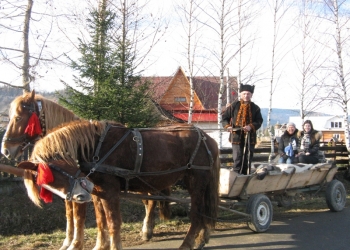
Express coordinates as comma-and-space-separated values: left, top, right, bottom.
204, 152, 220, 229
158, 188, 171, 220
23, 170, 42, 208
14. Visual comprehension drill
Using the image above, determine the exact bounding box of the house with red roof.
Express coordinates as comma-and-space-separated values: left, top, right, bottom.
147, 67, 238, 129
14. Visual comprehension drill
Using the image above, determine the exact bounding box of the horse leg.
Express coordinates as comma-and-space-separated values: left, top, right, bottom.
140, 188, 171, 241
60, 201, 74, 250
193, 227, 210, 249
67, 202, 87, 250
140, 199, 157, 241
99, 196, 123, 250
158, 188, 171, 220
92, 196, 110, 250
179, 176, 209, 250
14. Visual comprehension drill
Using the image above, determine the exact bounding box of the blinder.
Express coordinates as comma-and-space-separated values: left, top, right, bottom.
48, 163, 94, 201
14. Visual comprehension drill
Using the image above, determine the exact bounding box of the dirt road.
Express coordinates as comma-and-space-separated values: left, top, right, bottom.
126, 206, 350, 250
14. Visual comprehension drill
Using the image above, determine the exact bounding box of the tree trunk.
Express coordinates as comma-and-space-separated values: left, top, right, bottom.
22, 0, 33, 93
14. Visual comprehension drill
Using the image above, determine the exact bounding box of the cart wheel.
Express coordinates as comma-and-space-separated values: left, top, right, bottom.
275, 194, 293, 208
246, 194, 273, 232
326, 179, 346, 212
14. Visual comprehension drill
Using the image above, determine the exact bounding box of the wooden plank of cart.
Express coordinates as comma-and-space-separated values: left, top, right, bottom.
218, 161, 346, 232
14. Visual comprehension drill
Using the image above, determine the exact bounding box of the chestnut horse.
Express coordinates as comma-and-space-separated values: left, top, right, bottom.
0, 160, 94, 246
28, 120, 220, 250
0, 91, 170, 249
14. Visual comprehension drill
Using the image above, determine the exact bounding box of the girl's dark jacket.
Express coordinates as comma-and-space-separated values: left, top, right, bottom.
297, 129, 322, 156
221, 101, 263, 145
278, 129, 299, 157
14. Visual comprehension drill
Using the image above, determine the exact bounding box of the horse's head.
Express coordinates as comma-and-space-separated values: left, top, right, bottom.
1, 90, 42, 161
16, 159, 94, 206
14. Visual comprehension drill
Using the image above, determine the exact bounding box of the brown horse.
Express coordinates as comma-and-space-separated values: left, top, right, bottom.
28, 120, 220, 250
1, 91, 86, 250
0, 91, 170, 249
0, 161, 94, 205
0, 160, 94, 248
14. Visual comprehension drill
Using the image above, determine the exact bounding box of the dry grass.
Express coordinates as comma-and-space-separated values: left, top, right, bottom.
0, 171, 349, 249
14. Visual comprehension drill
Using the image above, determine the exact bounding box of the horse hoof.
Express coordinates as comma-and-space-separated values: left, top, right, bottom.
141, 232, 152, 241
193, 243, 205, 249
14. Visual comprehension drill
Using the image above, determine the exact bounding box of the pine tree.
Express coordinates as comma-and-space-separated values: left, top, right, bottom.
58, 2, 160, 128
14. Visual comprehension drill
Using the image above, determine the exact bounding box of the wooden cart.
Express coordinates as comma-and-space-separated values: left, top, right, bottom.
218, 162, 346, 232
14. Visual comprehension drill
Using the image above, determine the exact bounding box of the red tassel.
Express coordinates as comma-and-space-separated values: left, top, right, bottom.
37, 163, 54, 203
24, 113, 42, 137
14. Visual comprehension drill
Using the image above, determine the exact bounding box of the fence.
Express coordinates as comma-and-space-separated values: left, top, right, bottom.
220, 141, 349, 169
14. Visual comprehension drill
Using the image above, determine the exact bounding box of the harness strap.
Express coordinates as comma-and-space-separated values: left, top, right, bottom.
81, 126, 214, 180
187, 127, 203, 168
49, 163, 82, 201
92, 123, 113, 162
187, 126, 214, 168
81, 163, 212, 178
131, 129, 143, 173
87, 127, 131, 177
198, 130, 214, 167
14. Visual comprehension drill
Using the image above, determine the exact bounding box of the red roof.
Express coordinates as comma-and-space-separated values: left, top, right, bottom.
173, 113, 218, 122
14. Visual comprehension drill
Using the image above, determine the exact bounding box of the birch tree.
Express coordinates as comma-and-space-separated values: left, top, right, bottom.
196, 0, 237, 147
321, 0, 350, 149
234, 0, 261, 86
176, 0, 203, 124
266, 0, 293, 161
0, 0, 34, 92
292, 0, 332, 125
0, 0, 70, 93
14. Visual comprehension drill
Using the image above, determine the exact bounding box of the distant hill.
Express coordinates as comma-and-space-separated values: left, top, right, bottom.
260, 108, 331, 128
0, 87, 59, 113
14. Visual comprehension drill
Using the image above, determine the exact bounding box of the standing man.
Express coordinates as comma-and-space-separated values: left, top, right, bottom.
222, 84, 263, 174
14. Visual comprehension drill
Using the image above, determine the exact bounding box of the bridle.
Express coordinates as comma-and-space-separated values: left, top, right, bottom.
47, 163, 92, 201
2, 101, 42, 160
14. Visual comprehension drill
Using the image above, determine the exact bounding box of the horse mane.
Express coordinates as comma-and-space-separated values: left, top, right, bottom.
23, 170, 42, 207
31, 120, 106, 164
39, 96, 79, 130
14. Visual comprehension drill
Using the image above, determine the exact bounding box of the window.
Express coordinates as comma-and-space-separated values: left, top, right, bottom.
333, 134, 340, 139
174, 97, 186, 102
331, 122, 342, 128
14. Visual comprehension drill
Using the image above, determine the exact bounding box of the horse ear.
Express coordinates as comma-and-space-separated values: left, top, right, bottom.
30, 89, 35, 101
18, 161, 38, 171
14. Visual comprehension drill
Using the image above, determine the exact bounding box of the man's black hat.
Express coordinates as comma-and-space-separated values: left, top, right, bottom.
239, 84, 255, 93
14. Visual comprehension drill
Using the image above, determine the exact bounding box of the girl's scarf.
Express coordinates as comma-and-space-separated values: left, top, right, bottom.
300, 133, 311, 152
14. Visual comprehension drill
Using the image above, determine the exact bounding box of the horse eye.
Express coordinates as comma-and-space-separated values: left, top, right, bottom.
15, 116, 22, 122
80, 179, 87, 189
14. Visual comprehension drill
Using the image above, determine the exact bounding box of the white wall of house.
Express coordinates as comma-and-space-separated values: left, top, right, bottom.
288, 116, 343, 131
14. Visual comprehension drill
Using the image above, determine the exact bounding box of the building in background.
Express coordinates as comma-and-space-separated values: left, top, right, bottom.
147, 66, 238, 130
